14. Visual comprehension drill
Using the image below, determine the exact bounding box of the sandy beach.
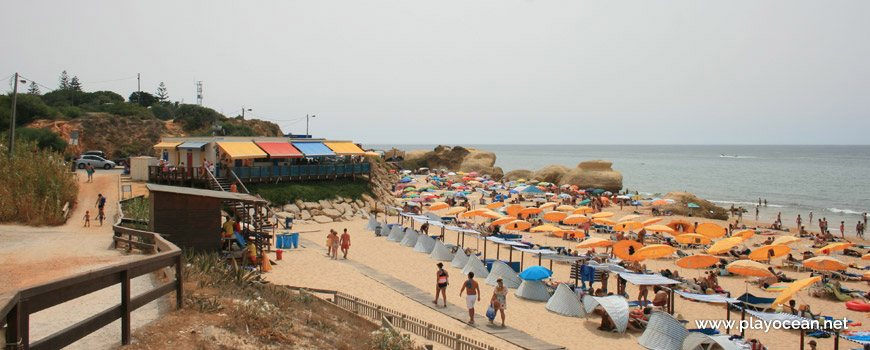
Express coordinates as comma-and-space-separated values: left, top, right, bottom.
264, 175, 870, 350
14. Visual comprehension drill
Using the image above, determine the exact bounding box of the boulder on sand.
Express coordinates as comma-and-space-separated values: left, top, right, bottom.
661, 192, 728, 220
503, 169, 534, 182
560, 160, 623, 192
533, 165, 571, 184
313, 215, 333, 224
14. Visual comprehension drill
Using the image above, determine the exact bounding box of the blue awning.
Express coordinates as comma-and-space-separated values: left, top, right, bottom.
178, 142, 208, 150
292, 142, 336, 157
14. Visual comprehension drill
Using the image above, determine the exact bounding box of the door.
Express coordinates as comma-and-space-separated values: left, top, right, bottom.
187, 152, 193, 177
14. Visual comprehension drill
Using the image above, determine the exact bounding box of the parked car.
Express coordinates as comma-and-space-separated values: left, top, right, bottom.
82, 150, 107, 159
75, 155, 116, 169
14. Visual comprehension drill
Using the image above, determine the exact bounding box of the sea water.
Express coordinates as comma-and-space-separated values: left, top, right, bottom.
368, 144, 870, 234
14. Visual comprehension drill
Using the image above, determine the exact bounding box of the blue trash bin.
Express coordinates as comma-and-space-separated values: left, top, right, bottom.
289, 233, 299, 249
276, 234, 287, 248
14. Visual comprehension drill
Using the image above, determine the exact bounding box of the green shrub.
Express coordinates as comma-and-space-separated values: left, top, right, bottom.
246, 179, 373, 206
101, 102, 146, 116
5, 128, 68, 153
0, 139, 78, 225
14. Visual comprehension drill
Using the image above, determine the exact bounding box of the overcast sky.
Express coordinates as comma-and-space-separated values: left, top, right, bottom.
3, 1, 868, 144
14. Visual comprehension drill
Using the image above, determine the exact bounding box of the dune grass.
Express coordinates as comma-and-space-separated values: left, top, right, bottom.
0, 139, 78, 225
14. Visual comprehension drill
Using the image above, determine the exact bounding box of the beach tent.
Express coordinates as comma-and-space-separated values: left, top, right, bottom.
380, 223, 393, 239
400, 229, 419, 247
514, 280, 551, 302
365, 216, 380, 232
666, 220, 695, 234
545, 284, 585, 317
485, 260, 522, 289
429, 240, 454, 261
681, 333, 743, 350
386, 225, 405, 242
451, 248, 469, 268
584, 295, 630, 333
424, 212, 442, 222
461, 254, 490, 278
638, 312, 689, 350
413, 234, 436, 253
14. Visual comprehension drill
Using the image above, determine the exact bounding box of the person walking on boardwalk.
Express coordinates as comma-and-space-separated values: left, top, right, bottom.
340, 228, 351, 259
490, 278, 507, 326
459, 272, 480, 324
432, 262, 449, 307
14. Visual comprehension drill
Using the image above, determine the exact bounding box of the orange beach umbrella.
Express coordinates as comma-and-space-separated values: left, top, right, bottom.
445, 207, 467, 215
592, 218, 617, 226
732, 230, 755, 241
530, 224, 562, 233
642, 218, 663, 226
613, 240, 643, 260
563, 214, 590, 225
591, 212, 614, 218
505, 220, 532, 231
520, 207, 543, 216
542, 211, 568, 222
631, 244, 676, 261
490, 217, 517, 226
696, 222, 727, 238
428, 202, 449, 211
667, 220, 695, 233
677, 254, 719, 269
748, 245, 792, 261
815, 242, 854, 256
674, 234, 712, 245
540, 202, 558, 210
573, 207, 594, 215
576, 237, 613, 249
707, 237, 744, 255
644, 225, 676, 235
726, 260, 773, 277
772, 276, 822, 306
613, 221, 643, 232
486, 202, 505, 210
772, 236, 802, 246
505, 205, 524, 217
802, 256, 848, 271
556, 205, 575, 212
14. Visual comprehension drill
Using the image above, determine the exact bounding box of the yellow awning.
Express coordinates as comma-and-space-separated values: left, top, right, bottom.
217, 142, 267, 160
154, 142, 181, 149
324, 142, 365, 155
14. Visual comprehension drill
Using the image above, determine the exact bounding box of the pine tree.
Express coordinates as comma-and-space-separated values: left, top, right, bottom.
59, 70, 70, 90
27, 82, 41, 95
156, 82, 169, 101
70, 76, 83, 91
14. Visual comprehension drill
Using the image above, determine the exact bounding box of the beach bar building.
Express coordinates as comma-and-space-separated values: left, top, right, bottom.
146, 136, 376, 187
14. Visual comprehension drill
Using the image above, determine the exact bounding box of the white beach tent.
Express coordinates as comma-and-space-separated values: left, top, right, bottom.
461, 253, 489, 278
451, 248, 469, 268
484, 260, 522, 289
380, 223, 392, 239
514, 280, 550, 302
413, 233, 436, 253
681, 334, 743, 350
365, 216, 380, 232
399, 229, 419, 247
429, 239, 454, 261
386, 225, 404, 242
638, 311, 689, 350
583, 295, 630, 333
545, 284, 585, 317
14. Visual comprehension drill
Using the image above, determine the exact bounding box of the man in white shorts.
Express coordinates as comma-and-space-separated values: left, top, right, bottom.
459, 272, 481, 324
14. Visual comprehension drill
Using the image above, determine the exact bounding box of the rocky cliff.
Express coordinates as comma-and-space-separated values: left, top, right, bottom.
402, 145, 503, 179
559, 160, 623, 192
660, 192, 729, 220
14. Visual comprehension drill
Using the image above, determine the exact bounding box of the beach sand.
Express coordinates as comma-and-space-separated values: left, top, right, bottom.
264, 177, 870, 350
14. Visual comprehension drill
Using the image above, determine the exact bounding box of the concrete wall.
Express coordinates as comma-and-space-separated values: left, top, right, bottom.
130, 156, 158, 181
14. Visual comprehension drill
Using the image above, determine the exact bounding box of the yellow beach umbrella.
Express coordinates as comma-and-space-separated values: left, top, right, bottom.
732, 230, 755, 241
696, 222, 727, 238
674, 234, 712, 245
631, 244, 676, 261
748, 245, 792, 261
505, 205, 524, 217
677, 254, 719, 269
540, 202, 558, 210
771, 276, 822, 306
815, 242, 854, 256
642, 218, 663, 226
862, 253, 870, 260
486, 202, 505, 210
644, 225, 676, 235
542, 211, 568, 222
461, 209, 488, 218
563, 214, 590, 225
772, 236, 802, 246
576, 237, 613, 249
707, 237, 744, 255
505, 220, 532, 231
726, 260, 773, 277
573, 206, 594, 214
476, 210, 504, 219
519, 207, 543, 216
553, 230, 581, 238
592, 218, 617, 226
428, 202, 449, 211
531, 224, 562, 233
614, 221, 644, 232
446, 207, 467, 215
802, 256, 848, 271
618, 214, 640, 222
613, 240, 643, 260
556, 205, 575, 212
591, 212, 614, 218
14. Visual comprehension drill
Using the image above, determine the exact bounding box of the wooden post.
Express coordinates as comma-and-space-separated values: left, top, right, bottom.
725, 303, 730, 334
5, 301, 20, 349
834, 331, 839, 350
740, 307, 746, 337
483, 237, 487, 261
121, 270, 131, 345
799, 329, 804, 350
175, 254, 184, 309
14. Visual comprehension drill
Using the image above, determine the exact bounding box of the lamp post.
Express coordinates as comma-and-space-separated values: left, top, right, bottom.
241, 107, 252, 128
8, 73, 27, 155
306, 114, 316, 137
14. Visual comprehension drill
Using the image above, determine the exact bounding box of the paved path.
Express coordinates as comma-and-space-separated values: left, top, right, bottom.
300, 237, 564, 350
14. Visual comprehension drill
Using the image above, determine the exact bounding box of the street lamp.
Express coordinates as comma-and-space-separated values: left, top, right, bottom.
8, 73, 27, 154
306, 114, 316, 137
241, 107, 252, 128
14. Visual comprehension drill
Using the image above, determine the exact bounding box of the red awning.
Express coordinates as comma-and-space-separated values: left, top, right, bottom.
255, 142, 302, 158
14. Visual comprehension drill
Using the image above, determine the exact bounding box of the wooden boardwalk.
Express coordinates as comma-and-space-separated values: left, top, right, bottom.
299, 237, 565, 350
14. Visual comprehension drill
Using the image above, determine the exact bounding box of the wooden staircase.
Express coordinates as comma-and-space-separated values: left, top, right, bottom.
206, 168, 275, 252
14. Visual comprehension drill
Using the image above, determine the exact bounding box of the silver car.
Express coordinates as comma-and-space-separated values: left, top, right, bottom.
76, 155, 116, 169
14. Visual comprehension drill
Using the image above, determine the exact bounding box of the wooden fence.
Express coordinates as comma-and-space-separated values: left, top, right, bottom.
2, 200, 183, 349
285, 286, 498, 350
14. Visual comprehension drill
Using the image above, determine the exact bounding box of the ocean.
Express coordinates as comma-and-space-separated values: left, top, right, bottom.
367, 144, 870, 234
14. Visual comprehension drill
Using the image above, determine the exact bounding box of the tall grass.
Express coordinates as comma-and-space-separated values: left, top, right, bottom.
121, 196, 149, 221
246, 178, 373, 206
0, 139, 78, 225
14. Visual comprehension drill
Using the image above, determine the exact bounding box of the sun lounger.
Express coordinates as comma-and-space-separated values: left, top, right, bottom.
735, 293, 776, 311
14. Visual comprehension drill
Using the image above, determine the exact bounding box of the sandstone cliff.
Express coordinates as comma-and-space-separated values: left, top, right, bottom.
532, 165, 571, 184
559, 160, 623, 192
660, 191, 728, 220
401, 145, 503, 179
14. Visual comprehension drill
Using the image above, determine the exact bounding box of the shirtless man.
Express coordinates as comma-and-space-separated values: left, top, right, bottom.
652, 286, 669, 312
459, 272, 481, 324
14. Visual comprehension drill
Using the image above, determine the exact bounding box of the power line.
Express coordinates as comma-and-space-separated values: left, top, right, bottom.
81, 75, 138, 84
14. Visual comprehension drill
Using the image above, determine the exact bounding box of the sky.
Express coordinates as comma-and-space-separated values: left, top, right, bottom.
3, 0, 869, 145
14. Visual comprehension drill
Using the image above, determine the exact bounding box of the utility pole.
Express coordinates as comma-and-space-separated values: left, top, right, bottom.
306, 114, 316, 137
8, 73, 22, 154
137, 73, 141, 106
242, 107, 252, 128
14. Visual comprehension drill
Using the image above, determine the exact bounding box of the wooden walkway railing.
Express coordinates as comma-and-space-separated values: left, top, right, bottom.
284, 286, 498, 350
2, 201, 183, 349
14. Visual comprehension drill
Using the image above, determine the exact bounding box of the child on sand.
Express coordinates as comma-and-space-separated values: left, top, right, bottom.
82, 210, 90, 227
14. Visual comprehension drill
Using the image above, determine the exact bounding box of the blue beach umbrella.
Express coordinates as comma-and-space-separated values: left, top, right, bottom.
519, 266, 553, 281
687, 203, 701, 208
557, 194, 572, 199
509, 190, 519, 194
579, 199, 591, 205
630, 201, 643, 206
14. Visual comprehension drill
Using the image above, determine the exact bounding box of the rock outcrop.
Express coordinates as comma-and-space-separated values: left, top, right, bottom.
661, 192, 729, 220
503, 169, 534, 182
532, 165, 571, 184
405, 150, 429, 161
560, 160, 623, 192
402, 146, 503, 179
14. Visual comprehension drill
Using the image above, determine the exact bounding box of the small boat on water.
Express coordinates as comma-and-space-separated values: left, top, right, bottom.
720, 154, 739, 158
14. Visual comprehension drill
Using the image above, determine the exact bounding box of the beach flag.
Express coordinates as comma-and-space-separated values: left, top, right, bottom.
514, 280, 550, 302
387, 225, 405, 242
451, 248, 469, 268
413, 234, 436, 253
429, 240, 454, 261
485, 260, 522, 289
461, 254, 490, 278
545, 283, 585, 317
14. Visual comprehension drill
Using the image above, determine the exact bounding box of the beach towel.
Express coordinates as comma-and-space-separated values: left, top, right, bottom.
764, 282, 790, 292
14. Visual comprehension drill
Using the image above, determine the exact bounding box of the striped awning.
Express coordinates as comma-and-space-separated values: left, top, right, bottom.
292, 142, 336, 157
255, 142, 302, 158
324, 142, 365, 155
217, 142, 267, 160
178, 142, 208, 150
154, 142, 181, 149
